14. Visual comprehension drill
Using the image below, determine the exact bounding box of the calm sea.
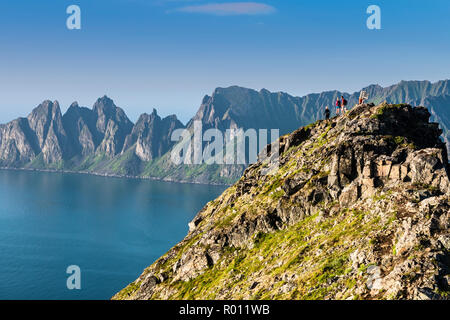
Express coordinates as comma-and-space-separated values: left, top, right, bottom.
0, 169, 225, 299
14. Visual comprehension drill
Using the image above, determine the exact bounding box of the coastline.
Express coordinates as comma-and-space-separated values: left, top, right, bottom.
0, 166, 232, 187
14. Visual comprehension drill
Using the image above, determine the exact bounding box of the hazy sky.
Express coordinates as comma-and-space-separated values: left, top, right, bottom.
0, 0, 449, 124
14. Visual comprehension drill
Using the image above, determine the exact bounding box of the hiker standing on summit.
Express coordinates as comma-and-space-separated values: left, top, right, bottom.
335, 98, 341, 115
359, 90, 369, 104
325, 106, 330, 120
341, 95, 348, 113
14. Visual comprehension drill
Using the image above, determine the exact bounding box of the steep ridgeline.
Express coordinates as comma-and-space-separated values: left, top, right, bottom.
114, 103, 450, 300
187, 86, 320, 133
0, 96, 184, 174
122, 109, 184, 162
0, 100, 68, 167
62, 96, 134, 159
0, 80, 449, 185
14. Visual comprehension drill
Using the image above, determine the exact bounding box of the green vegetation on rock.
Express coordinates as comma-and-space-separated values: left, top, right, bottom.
113, 102, 450, 300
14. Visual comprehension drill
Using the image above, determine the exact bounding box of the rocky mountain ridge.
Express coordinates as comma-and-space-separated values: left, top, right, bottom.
114, 102, 449, 300
1, 80, 449, 185
0, 96, 183, 173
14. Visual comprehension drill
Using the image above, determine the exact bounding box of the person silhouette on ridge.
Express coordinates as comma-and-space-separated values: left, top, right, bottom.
325, 106, 330, 121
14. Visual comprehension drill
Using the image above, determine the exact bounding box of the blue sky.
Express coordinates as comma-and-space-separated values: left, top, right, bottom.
0, 0, 449, 123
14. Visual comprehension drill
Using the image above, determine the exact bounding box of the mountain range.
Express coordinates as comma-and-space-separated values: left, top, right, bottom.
0, 80, 449, 185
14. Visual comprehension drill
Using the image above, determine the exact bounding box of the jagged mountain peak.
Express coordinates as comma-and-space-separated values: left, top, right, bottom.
114, 102, 449, 300
201, 95, 211, 104
136, 113, 153, 123
25, 99, 68, 164
90, 95, 133, 157
93, 95, 117, 114
29, 100, 61, 116
96, 94, 113, 103
122, 108, 185, 162
136, 109, 162, 123
135, 108, 182, 124
69, 101, 79, 108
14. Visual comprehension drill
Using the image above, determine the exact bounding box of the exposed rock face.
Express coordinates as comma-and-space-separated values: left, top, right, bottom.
114, 103, 449, 300
93, 96, 133, 157
122, 109, 184, 161
0, 101, 69, 166
0, 96, 148, 168
62, 99, 181, 162
364, 80, 450, 154
0, 118, 38, 166
62, 102, 98, 157
27, 100, 69, 164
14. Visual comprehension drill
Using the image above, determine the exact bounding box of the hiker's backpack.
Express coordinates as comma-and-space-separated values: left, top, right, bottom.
343, 98, 348, 106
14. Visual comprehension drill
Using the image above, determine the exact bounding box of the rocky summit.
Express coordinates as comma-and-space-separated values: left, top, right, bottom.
113, 102, 450, 300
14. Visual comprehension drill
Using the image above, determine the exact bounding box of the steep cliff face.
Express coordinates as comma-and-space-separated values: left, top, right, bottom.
0, 96, 136, 169
114, 103, 449, 300
0, 100, 69, 167
0, 95, 188, 177
0, 118, 39, 167
367, 80, 450, 154
62, 102, 98, 157
93, 96, 134, 157
27, 100, 68, 159
122, 109, 185, 162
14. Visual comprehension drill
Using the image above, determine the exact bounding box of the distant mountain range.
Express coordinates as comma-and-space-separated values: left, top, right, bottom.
0, 80, 449, 185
